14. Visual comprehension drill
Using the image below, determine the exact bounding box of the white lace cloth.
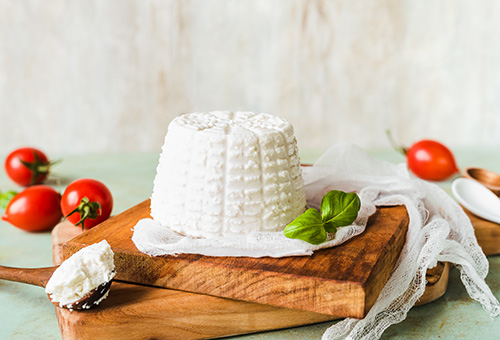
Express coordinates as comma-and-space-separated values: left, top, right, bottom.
132, 142, 500, 339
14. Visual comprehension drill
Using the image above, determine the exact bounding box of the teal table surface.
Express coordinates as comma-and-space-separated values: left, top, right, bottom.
1, 148, 500, 340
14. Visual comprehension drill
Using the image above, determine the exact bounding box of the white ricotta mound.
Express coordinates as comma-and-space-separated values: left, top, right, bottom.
45, 240, 115, 308
150, 111, 307, 238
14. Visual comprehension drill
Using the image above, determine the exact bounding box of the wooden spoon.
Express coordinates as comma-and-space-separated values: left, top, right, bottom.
0, 265, 112, 310
462, 167, 500, 196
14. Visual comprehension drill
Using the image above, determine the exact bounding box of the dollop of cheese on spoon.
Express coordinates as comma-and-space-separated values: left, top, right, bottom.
45, 240, 115, 308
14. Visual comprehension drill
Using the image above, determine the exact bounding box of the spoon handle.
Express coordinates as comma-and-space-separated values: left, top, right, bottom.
0, 265, 57, 288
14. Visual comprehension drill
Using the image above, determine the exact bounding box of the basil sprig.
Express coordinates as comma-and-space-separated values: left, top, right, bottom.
0, 191, 17, 209
284, 190, 361, 245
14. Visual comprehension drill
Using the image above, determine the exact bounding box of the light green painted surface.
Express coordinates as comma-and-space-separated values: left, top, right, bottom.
1, 149, 500, 339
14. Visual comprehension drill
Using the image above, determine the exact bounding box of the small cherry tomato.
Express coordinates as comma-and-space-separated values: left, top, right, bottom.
2, 185, 63, 232
406, 140, 459, 181
387, 131, 459, 181
60, 178, 113, 230
5, 147, 52, 186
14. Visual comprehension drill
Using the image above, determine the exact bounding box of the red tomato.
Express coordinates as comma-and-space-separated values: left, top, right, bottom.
406, 140, 459, 181
5, 147, 51, 186
60, 179, 113, 229
2, 185, 63, 232
387, 131, 459, 181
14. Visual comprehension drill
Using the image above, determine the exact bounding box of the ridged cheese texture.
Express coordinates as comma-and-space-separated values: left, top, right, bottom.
150, 111, 307, 238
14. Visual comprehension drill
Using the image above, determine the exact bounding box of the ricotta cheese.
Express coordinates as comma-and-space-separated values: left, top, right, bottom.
150, 111, 307, 238
45, 240, 115, 308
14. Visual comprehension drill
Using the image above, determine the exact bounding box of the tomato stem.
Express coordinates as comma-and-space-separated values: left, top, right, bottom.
65, 197, 102, 230
19, 151, 61, 186
385, 129, 408, 155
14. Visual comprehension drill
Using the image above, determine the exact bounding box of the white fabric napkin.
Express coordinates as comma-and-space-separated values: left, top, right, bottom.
132, 142, 500, 339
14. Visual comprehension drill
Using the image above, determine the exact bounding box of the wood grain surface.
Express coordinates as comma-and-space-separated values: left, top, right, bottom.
52, 222, 337, 340
52, 204, 453, 340
464, 208, 500, 256
63, 200, 409, 318
415, 262, 450, 306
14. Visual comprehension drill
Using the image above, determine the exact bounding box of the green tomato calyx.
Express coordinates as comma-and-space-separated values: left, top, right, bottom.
66, 196, 102, 230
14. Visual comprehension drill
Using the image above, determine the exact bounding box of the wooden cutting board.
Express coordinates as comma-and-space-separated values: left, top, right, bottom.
62, 200, 409, 318
52, 223, 337, 340
464, 208, 500, 256
53, 205, 451, 340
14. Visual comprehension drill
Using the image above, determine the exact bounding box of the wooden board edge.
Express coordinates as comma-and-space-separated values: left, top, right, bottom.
463, 208, 500, 256
364, 207, 409, 315
415, 262, 450, 306
64, 199, 151, 248
64, 238, 366, 318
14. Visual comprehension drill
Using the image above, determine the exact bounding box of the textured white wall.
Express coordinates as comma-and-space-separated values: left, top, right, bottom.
1, 0, 499, 155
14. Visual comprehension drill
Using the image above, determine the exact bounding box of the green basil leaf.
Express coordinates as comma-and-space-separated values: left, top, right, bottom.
283, 208, 327, 245
321, 190, 360, 233
0, 191, 17, 209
